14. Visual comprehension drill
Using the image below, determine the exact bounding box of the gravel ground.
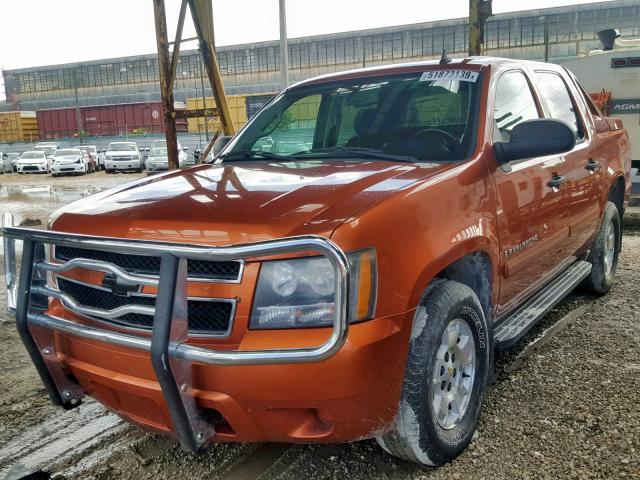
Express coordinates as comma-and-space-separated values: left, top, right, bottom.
0, 172, 638, 479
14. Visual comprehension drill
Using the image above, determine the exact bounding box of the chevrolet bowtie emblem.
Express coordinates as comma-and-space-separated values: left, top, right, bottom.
101, 273, 141, 297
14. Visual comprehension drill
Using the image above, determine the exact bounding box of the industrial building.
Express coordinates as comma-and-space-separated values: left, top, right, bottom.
1, 0, 639, 122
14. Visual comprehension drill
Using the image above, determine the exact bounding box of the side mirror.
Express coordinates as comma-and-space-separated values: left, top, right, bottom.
493, 119, 575, 170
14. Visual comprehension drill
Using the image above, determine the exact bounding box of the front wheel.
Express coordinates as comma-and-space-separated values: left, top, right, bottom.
582, 201, 621, 295
377, 279, 490, 466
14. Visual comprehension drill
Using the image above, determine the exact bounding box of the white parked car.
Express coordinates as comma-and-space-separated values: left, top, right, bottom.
51, 148, 91, 176
17, 151, 49, 174
104, 142, 142, 173
150, 139, 190, 167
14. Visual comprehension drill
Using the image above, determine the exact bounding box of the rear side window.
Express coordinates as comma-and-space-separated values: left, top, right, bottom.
535, 72, 584, 139
494, 71, 540, 142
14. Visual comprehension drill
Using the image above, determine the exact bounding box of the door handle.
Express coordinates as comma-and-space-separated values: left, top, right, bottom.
585, 159, 601, 171
547, 175, 566, 188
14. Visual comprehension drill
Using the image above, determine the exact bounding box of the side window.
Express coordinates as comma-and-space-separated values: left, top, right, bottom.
534, 72, 584, 139
494, 71, 540, 142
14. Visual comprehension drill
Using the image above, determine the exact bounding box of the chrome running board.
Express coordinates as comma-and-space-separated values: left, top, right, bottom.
494, 260, 592, 350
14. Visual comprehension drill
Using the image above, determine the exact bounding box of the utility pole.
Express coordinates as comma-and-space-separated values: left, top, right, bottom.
279, 0, 289, 89
469, 0, 493, 56
544, 16, 550, 62
153, 0, 181, 170
73, 70, 83, 145
153, 0, 235, 170
198, 52, 210, 142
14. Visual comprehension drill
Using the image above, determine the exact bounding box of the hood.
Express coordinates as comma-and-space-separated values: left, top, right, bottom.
148, 155, 168, 162
53, 155, 82, 164
18, 157, 46, 164
51, 160, 452, 245
107, 150, 137, 155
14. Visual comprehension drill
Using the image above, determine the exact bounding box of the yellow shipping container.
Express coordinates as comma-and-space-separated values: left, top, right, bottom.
0, 111, 39, 143
186, 96, 247, 134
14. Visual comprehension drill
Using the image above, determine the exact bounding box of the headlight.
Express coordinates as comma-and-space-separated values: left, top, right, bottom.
250, 249, 376, 329
132, 154, 140, 160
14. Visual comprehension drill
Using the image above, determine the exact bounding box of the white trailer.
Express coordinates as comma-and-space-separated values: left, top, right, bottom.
562, 44, 640, 170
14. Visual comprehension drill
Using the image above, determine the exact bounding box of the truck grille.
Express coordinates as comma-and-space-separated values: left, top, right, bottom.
57, 277, 234, 335
55, 246, 242, 281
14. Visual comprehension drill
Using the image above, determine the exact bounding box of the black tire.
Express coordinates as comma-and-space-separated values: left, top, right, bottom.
377, 279, 490, 466
582, 201, 621, 295
105, 169, 113, 174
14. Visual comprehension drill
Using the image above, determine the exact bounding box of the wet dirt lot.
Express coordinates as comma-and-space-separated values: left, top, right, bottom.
0, 172, 639, 480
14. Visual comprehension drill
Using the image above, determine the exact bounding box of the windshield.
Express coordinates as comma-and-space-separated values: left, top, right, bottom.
54, 149, 81, 157
150, 147, 168, 156
223, 70, 480, 163
21, 152, 45, 159
108, 143, 136, 152
34, 146, 56, 156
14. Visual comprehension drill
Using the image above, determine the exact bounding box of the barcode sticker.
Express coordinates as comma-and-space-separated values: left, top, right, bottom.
419, 70, 479, 82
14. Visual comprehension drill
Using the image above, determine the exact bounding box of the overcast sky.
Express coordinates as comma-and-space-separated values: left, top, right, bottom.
0, 0, 613, 99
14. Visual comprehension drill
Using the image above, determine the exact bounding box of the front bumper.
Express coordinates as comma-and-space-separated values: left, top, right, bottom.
17, 163, 47, 173
51, 163, 84, 174
1, 213, 373, 451
147, 162, 168, 172
105, 158, 141, 170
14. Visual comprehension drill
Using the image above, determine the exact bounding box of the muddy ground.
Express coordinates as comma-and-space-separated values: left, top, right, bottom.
0, 172, 639, 479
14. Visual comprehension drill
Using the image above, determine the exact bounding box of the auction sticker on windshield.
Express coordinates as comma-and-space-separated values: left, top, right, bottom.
419, 70, 479, 82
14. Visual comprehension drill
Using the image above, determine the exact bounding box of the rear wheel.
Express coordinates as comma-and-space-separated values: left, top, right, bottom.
376, 280, 489, 466
582, 201, 621, 295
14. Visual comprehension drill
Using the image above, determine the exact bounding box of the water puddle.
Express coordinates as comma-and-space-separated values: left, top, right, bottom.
0, 184, 107, 255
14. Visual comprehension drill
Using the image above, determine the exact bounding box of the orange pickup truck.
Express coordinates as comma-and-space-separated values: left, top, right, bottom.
2, 57, 632, 466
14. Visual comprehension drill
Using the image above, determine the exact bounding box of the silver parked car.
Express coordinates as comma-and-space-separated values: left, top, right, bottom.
146, 147, 169, 173
0, 152, 12, 173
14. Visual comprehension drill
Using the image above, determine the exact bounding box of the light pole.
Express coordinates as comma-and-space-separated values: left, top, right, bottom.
279, 0, 289, 89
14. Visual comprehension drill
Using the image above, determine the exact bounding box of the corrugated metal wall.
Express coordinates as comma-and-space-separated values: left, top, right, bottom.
186, 94, 275, 134
36, 102, 187, 139
0, 111, 39, 143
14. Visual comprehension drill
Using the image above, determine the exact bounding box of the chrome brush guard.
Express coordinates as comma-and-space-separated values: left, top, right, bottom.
1, 212, 349, 452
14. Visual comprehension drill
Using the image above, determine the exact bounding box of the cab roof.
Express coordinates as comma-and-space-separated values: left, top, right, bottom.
289, 56, 565, 89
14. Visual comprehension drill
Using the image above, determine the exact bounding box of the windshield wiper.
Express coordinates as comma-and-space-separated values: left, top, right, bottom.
294, 147, 417, 163
219, 150, 293, 162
